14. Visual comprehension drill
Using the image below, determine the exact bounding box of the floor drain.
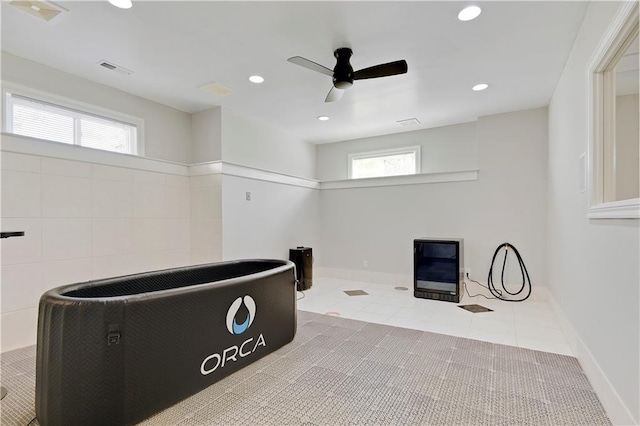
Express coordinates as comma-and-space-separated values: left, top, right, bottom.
325, 311, 341, 316
344, 290, 368, 296
394, 286, 409, 291
459, 304, 493, 313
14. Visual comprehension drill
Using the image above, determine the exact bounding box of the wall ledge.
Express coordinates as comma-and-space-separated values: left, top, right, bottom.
320, 169, 479, 190
1, 133, 188, 176
549, 293, 637, 425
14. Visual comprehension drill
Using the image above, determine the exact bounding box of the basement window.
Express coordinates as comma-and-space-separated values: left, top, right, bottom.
3, 89, 141, 156
348, 146, 421, 179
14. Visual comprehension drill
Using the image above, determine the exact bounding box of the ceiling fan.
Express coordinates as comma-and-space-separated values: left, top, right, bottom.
287, 48, 408, 102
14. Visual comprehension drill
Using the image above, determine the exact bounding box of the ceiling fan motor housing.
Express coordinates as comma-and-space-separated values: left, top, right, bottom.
333, 47, 354, 89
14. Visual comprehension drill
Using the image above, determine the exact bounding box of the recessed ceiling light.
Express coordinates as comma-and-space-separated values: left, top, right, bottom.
249, 75, 264, 84
108, 0, 132, 9
458, 5, 481, 21
472, 83, 489, 91
318, 116, 329, 121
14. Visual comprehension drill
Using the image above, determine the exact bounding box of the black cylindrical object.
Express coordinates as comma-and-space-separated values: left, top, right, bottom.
289, 247, 313, 291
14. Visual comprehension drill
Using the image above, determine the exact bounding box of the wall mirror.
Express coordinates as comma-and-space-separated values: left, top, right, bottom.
588, 2, 639, 218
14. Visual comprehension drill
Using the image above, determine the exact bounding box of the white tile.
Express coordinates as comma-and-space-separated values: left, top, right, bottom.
93, 254, 136, 280
359, 302, 401, 316
190, 186, 222, 219
515, 323, 567, 342
427, 313, 472, 329
1, 308, 38, 351
166, 174, 189, 188
166, 186, 190, 218
386, 315, 432, 331
91, 164, 132, 182
165, 249, 191, 268
127, 251, 166, 274
189, 248, 222, 265
1, 263, 44, 312
92, 180, 133, 218
92, 218, 133, 256
42, 175, 91, 217
190, 219, 222, 250
164, 218, 190, 250
392, 307, 436, 321
41, 258, 93, 289
1, 152, 41, 173
132, 218, 166, 252
469, 316, 516, 334
189, 174, 221, 188
133, 170, 166, 185
42, 158, 91, 178
42, 218, 92, 261
0, 218, 42, 265
1, 170, 41, 217
133, 183, 166, 217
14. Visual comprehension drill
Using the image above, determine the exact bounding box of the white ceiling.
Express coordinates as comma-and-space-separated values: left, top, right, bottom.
1, 1, 589, 144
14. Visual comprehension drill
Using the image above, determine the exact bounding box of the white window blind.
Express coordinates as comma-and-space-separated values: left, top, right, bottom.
349, 147, 420, 179
5, 92, 138, 155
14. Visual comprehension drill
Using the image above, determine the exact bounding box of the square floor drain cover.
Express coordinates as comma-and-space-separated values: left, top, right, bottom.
459, 304, 493, 313
344, 290, 369, 296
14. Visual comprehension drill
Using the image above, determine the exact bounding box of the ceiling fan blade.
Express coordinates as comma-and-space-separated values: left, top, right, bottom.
353, 60, 408, 80
287, 56, 333, 77
325, 86, 344, 103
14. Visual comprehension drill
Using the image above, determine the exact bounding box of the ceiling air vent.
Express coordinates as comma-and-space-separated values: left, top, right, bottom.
396, 118, 421, 127
97, 60, 134, 75
9, 1, 67, 22
199, 82, 233, 97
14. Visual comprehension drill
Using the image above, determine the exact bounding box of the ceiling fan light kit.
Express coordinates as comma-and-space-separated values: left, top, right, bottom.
287, 47, 408, 103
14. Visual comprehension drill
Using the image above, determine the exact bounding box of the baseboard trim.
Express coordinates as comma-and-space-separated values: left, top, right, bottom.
548, 294, 637, 425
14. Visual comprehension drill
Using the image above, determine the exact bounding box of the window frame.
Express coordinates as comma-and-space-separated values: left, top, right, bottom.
586, 2, 639, 219
2, 82, 145, 156
347, 146, 421, 179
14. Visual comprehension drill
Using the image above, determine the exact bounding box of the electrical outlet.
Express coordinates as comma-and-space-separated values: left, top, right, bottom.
363, 260, 368, 268
245, 192, 251, 201
464, 268, 471, 277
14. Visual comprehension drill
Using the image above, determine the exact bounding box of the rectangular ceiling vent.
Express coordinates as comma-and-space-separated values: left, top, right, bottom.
9, 1, 67, 23
97, 60, 134, 75
397, 118, 421, 127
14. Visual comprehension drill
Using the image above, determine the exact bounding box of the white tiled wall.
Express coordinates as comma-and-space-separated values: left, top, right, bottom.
0, 151, 200, 351
189, 173, 222, 265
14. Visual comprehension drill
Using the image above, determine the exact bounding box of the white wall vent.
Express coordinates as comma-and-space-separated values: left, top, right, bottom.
97, 60, 134, 75
9, 1, 68, 22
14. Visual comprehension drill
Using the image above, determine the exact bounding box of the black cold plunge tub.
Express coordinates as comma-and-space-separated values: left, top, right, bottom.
35, 259, 297, 426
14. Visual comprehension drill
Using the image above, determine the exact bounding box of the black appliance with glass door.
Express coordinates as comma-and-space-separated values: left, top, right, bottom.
414, 238, 463, 303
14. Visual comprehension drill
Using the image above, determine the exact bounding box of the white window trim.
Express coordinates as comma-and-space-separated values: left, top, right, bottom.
2, 81, 145, 156
586, 2, 639, 219
347, 146, 421, 179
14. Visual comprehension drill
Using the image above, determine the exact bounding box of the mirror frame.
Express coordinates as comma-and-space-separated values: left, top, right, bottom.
587, 1, 639, 219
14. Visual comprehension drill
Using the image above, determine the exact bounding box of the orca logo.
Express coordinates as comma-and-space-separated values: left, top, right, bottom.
226, 295, 256, 335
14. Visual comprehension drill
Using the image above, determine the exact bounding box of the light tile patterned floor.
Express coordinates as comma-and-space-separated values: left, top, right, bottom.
298, 277, 573, 355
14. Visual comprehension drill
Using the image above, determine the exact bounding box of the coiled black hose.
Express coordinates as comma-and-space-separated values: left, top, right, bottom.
487, 242, 531, 302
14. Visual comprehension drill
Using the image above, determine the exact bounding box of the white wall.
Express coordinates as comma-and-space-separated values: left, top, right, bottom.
547, 2, 639, 423
2, 52, 192, 164
191, 107, 222, 164
1, 148, 191, 351
318, 108, 548, 292
221, 175, 320, 263
317, 121, 478, 181
221, 108, 317, 179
